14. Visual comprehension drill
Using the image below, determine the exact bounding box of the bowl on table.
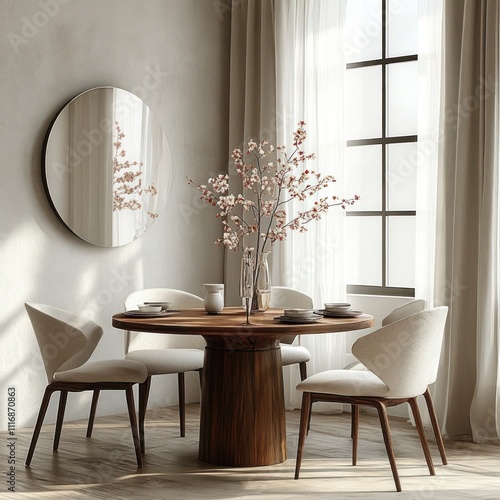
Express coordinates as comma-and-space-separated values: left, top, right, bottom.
137, 304, 163, 313
324, 303, 351, 313
284, 308, 316, 319
143, 301, 172, 311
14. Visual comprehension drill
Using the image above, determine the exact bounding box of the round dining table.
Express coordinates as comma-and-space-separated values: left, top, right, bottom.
112, 307, 374, 467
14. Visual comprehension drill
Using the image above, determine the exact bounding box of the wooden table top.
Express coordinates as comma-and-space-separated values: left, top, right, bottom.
112, 307, 374, 337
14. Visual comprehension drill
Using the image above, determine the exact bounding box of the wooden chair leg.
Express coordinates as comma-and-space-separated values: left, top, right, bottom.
125, 385, 142, 467
423, 388, 448, 465
352, 404, 359, 466
408, 397, 435, 476
350, 403, 357, 437
198, 368, 203, 389
138, 376, 151, 454
178, 372, 186, 437
299, 362, 307, 381
26, 386, 54, 466
294, 392, 312, 479
306, 396, 313, 435
298, 362, 312, 434
86, 390, 100, 438
374, 401, 401, 492
53, 390, 68, 451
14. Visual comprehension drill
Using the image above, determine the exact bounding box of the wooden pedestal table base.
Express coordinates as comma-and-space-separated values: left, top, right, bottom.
112, 307, 374, 468
198, 335, 286, 466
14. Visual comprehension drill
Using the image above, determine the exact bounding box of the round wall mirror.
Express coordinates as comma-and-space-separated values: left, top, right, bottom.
42, 86, 171, 247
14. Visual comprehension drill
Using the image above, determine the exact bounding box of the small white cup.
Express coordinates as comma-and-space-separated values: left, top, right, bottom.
203, 284, 224, 314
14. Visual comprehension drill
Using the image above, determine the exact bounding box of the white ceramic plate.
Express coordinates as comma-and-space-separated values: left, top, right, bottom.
284, 312, 315, 319
315, 309, 363, 318
274, 315, 322, 324
123, 310, 174, 318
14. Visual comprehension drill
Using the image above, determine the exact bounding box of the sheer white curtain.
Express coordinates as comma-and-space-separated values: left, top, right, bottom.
69, 88, 114, 246
275, 0, 347, 410
410, 0, 444, 430
111, 96, 169, 247
414, 0, 443, 308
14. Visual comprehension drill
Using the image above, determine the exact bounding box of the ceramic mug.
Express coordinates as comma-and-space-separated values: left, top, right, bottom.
203, 284, 224, 314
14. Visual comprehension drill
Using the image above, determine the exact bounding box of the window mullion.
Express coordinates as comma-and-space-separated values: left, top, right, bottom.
381, 0, 387, 289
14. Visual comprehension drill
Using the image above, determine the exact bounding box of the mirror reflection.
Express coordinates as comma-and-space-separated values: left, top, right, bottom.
43, 86, 171, 247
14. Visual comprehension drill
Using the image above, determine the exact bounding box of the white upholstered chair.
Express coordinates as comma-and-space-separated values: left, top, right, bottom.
270, 286, 312, 381
294, 306, 449, 492
25, 303, 147, 467
122, 288, 205, 453
344, 300, 427, 373
345, 299, 447, 466
381, 299, 426, 327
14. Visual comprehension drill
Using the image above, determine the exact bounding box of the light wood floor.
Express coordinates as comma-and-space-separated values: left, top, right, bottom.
2, 403, 500, 499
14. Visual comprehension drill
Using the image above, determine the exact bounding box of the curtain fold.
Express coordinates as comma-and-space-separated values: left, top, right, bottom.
434, 0, 500, 442
415, 0, 443, 309
69, 88, 113, 246
470, 0, 500, 444
224, 0, 277, 305
274, 0, 347, 410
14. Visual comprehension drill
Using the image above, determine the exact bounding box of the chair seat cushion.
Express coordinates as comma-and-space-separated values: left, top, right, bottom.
54, 359, 148, 383
296, 369, 390, 397
125, 348, 204, 375
280, 344, 311, 366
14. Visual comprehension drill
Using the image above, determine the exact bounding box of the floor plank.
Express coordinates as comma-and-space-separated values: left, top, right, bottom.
2, 404, 500, 499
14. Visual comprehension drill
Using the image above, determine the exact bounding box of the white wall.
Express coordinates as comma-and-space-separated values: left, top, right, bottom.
0, 0, 230, 428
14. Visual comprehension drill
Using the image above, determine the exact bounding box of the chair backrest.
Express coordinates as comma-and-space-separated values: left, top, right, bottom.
25, 303, 102, 382
352, 306, 448, 398
381, 299, 445, 384
124, 288, 205, 352
382, 299, 426, 326
270, 286, 314, 344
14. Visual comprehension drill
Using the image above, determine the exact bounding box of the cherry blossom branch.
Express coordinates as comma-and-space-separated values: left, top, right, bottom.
187, 121, 359, 253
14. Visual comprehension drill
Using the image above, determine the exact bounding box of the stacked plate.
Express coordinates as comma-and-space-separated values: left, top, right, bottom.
274, 308, 322, 324
123, 302, 174, 317
143, 301, 173, 311
315, 303, 363, 318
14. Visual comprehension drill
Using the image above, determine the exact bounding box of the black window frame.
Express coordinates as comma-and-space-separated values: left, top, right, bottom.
345, 0, 417, 298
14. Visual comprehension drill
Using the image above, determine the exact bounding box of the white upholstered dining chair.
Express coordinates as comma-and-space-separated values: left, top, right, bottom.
270, 286, 313, 381
121, 288, 205, 454
294, 306, 449, 492
25, 303, 147, 467
344, 299, 447, 466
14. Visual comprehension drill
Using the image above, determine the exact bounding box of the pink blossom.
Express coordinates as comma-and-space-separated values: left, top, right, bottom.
187, 121, 358, 253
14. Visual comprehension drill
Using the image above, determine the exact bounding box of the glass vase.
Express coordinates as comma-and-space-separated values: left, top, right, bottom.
240, 249, 254, 323
251, 251, 271, 313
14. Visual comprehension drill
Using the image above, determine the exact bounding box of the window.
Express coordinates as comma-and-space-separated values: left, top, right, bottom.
344, 0, 418, 296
